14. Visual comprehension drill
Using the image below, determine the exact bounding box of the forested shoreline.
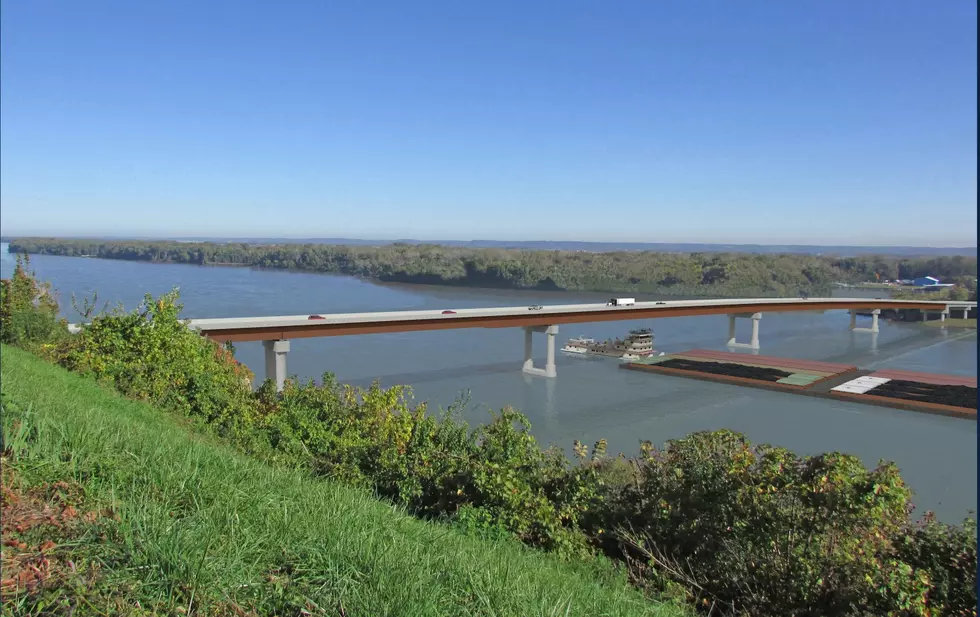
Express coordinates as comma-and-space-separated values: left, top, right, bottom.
9, 237, 978, 297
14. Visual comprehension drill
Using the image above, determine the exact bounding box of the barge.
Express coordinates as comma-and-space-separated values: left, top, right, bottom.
620, 349, 976, 420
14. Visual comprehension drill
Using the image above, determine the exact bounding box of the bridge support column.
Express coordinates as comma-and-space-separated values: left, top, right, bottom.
263, 339, 290, 392
523, 325, 558, 377
726, 313, 761, 350
962, 308, 970, 319
849, 309, 879, 333
921, 309, 949, 324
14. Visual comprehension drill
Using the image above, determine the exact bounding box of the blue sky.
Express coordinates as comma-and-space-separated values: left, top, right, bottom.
1, 1, 976, 245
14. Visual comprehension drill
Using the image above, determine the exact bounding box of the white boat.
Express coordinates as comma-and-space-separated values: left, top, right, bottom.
561, 329, 656, 358
562, 337, 596, 354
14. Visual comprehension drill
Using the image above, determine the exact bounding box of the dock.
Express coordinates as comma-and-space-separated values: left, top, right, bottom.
621, 349, 976, 420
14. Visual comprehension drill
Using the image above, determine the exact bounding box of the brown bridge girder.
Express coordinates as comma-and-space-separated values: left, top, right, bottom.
197, 300, 942, 343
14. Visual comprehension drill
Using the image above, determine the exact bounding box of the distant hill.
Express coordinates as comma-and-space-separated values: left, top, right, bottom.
3, 235, 975, 257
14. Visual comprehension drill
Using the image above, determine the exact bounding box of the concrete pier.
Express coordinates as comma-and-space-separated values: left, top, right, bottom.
921, 308, 951, 324
262, 339, 290, 392
523, 325, 558, 377
849, 308, 880, 333
727, 312, 761, 350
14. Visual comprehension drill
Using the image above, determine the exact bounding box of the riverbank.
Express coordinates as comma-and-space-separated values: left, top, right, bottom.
837, 282, 914, 290
0, 345, 682, 616
923, 317, 977, 328
9, 237, 978, 299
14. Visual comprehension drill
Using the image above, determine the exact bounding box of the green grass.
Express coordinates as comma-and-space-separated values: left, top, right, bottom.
922, 317, 977, 328
0, 345, 687, 617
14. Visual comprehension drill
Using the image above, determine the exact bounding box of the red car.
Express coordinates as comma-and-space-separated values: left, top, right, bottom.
441, 310, 457, 315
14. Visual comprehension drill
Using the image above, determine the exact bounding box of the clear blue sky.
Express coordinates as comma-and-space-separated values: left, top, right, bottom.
1, 1, 976, 245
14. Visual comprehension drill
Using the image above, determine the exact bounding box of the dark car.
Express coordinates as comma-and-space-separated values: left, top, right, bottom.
308, 315, 326, 320
528, 305, 543, 311
441, 310, 457, 315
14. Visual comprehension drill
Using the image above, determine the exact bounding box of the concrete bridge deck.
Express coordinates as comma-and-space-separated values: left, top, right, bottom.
174, 297, 975, 390
186, 297, 969, 342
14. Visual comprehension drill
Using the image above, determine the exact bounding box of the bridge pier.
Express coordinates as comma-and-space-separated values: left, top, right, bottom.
921, 309, 949, 324
523, 325, 558, 378
262, 339, 290, 392
727, 313, 761, 350
849, 308, 880, 333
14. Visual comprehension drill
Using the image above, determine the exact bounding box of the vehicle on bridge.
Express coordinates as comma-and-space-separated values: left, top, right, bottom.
607, 297, 635, 306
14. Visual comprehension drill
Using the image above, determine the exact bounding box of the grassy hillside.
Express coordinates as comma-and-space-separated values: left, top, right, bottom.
0, 345, 685, 617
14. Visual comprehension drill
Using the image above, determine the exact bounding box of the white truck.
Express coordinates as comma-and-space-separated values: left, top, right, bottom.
607, 297, 636, 306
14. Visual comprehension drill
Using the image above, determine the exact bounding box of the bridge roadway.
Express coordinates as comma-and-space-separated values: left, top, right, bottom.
185, 297, 975, 390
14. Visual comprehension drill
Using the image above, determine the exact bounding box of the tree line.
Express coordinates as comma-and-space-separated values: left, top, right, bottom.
8, 237, 978, 297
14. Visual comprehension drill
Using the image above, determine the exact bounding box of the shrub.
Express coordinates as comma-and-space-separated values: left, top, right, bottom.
589, 430, 969, 616
895, 514, 977, 616
256, 377, 599, 557
59, 289, 258, 434
0, 254, 66, 350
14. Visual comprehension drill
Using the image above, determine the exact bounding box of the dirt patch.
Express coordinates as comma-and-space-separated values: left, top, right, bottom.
864, 380, 978, 410
655, 358, 793, 383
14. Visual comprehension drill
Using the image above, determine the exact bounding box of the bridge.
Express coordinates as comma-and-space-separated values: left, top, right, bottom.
183, 297, 976, 391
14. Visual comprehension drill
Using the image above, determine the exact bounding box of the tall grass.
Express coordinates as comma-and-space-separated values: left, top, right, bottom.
0, 345, 686, 616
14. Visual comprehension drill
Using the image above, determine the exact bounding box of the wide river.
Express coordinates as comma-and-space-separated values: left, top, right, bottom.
2, 244, 976, 522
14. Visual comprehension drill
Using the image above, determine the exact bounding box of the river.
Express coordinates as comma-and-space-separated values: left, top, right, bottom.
2, 243, 976, 522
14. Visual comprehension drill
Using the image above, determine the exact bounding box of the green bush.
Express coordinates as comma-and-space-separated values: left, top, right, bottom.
0, 254, 66, 350
59, 289, 259, 435
588, 430, 974, 616
895, 514, 977, 616
255, 377, 599, 557
8, 267, 977, 616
